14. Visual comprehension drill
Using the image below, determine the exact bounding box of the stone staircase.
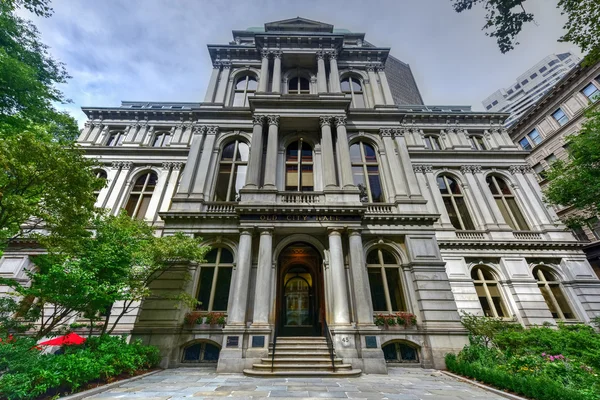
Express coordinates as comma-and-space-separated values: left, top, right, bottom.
243, 336, 362, 377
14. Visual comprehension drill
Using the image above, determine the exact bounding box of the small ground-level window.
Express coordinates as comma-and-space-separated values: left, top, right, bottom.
182, 342, 220, 363
382, 342, 419, 363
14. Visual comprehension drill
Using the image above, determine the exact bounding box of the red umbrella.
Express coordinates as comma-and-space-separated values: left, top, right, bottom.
39, 333, 86, 346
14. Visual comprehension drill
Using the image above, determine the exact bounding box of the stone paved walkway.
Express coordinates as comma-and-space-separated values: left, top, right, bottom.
86, 367, 506, 400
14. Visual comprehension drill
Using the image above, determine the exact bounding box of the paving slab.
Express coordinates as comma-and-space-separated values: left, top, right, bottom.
84, 367, 508, 399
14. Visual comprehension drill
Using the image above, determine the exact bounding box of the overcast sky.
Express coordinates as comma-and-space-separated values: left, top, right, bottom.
26, 0, 580, 125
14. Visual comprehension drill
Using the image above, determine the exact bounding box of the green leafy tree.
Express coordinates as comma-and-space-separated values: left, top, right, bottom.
545, 110, 600, 226
450, 0, 600, 65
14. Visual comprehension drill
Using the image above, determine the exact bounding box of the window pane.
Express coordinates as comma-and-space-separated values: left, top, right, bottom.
246, 77, 257, 90
424, 137, 432, 150
299, 77, 309, 91
528, 129, 542, 144
385, 268, 404, 311
341, 78, 351, 92
135, 195, 151, 220
197, 267, 215, 311
399, 344, 418, 361
495, 177, 512, 195
583, 83, 599, 100
286, 142, 299, 161
125, 194, 140, 217
183, 344, 202, 361
443, 197, 462, 230
205, 249, 218, 263
220, 248, 233, 263
301, 165, 314, 190
381, 250, 396, 264
350, 144, 361, 162
286, 165, 299, 190
147, 173, 158, 188
383, 343, 398, 361
351, 79, 362, 92
215, 164, 231, 201
495, 198, 516, 230
363, 144, 377, 162
222, 143, 236, 160
203, 343, 220, 361
233, 92, 245, 107
289, 77, 299, 91
519, 138, 532, 150
486, 176, 499, 195
212, 267, 232, 311
506, 198, 528, 230
368, 269, 387, 311
539, 285, 559, 318
366, 251, 379, 264
550, 285, 573, 319
301, 142, 313, 161
133, 174, 148, 191
352, 166, 366, 186
367, 166, 383, 202
488, 284, 506, 317
448, 177, 461, 194
236, 77, 247, 90
237, 142, 249, 161
437, 177, 448, 194
233, 165, 246, 198
454, 197, 475, 230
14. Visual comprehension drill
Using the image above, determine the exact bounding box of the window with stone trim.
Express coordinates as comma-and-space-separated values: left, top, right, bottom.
93, 169, 108, 201
196, 248, 234, 312
285, 139, 314, 191
382, 341, 419, 363
436, 175, 475, 230
182, 341, 220, 363
533, 266, 574, 320
214, 140, 249, 202
471, 266, 509, 318
106, 131, 126, 146
366, 248, 407, 313
124, 171, 158, 220
469, 135, 487, 150
582, 82, 600, 102
232, 75, 257, 107
341, 76, 366, 108
486, 175, 529, 231
288, 76, 310, 94
152, 131, 172, 147
350, 142, 383, 202
423, 135, 443, 150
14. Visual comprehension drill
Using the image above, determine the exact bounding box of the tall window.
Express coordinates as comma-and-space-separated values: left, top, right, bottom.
366, 248, 406, 313
350, 142, 383, 202
214, 140, 249, 201
423, 135, 442, 150
469, 135, 487, 150
93, 169, 108, 201
152, 131, 172, 147
582, 82, 599, 102
288, 76, 310, 94
106, 131, 126, 146
196, 248, 233, 312
486, 175, 529, 231
437, 175, 475, 230
472, 266, 508, 318
552, 108, 569, 126
285, 139, 314, 191
533, 266, 574, 320
125, 171, 158, 220
232, 75, 257, 106
341, 76, 365, 108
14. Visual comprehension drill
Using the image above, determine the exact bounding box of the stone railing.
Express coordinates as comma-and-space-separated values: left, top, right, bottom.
364, 204, 395, 214
513, 231, 543, 240
278, 192, 323, 204
204, 202, 236, 213
456, 231, 486, 240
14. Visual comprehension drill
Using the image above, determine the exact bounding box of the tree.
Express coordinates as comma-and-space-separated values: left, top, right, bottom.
450, 0, 600, 65
544, 110, 600, 226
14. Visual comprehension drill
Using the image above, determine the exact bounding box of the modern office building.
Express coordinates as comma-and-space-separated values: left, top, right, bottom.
483, 52, 580, 127
2, 18, 600, 375
508, 59, 600, 277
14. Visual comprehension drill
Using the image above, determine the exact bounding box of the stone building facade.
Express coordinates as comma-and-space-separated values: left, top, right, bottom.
2, 17, 600, 374
508, 60, 600, 277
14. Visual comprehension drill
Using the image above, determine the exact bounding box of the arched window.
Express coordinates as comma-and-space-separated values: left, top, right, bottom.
93, 169, 107, 200
214, 140, 249, 201
341, 76, 365, 108
437, 175, 475, 230
232, 75, 257, 106
469, 135, 487, 150
382, 342, 419, 363
486, 175, 529, 231
424, 135, 442, 150
106, 131, 125, 146
196, 248, 234, 312
471, 266, 508, 318
285, 139, 314, 191
366, 248, 406, 313
125, 171, 158, 219
288, 76, 310, 94
533, 266, 574, 320
350, 142, 383, 203
152, 131, 172, 147
182, 341, 220, 363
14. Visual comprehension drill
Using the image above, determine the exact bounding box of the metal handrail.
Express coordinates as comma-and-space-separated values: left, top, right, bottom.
323, 320, 336, 372
270, 323, 279, 373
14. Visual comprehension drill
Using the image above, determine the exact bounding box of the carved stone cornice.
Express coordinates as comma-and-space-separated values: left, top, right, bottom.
319, 116, 332, 127
460, 165, 482, 174
252, 115, 266, 126
334, 116, 346, 127
267, 115, 280, 126
379, 128, 393, 137
509, 165, 532, 174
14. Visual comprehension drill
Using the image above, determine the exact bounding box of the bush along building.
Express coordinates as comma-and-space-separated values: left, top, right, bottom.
2, 17, 600, 375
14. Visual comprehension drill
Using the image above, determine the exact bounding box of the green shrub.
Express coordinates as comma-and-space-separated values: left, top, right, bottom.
0, 334, 161, 400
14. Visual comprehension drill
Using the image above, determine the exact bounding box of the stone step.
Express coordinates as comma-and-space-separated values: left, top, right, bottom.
267, 351, 333, 357
260, 357, 344, 364
243, 368, 363, 377
251, 363, 354, 371
275, 336, 326, 340
269, 345, 331, 351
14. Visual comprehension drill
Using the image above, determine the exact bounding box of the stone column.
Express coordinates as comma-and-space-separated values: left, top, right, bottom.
178, 126, 205, 194
252, 228, 273, 326
381, 129, 408, 197
258, 50, 270, 93
227, 229, 253, 326
316, 51, 327, 93
421, 165, 453, 227
328, 229, 351, 325
393, 129, 422, 196
460, 165, 491, 229
204, 62, 221, 103
88, 122, 104, 143
320, 116, 337, 188
334, 116, 354, 188
191, 126, 218, 196
510, 165, 550, 229
367, 65, 384, 106
77, 121, 93, 142
171, 123, 184, 144
263, 115, 279, 189
214, 61, 231, 104
124, 123, 138, 143
377, 65, 394, 105
328, 51, 341, 93
272, 51, 282, 93
348, 230, 374, 325
245, 115, 266, 188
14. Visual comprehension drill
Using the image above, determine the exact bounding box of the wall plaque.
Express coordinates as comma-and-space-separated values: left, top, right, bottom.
226, 336, 239, 348
252, 336, 265, 348
365, 336, 377, 349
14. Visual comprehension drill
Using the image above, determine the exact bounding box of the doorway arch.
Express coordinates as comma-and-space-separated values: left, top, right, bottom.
276, 242, 325, 336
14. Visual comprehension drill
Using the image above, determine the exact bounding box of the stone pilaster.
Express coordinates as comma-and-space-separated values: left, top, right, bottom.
334, 116, 354, 188
227, 229, 253, 325
214, 61, 231, 103
271, 51, 282, 93
263, 115, 279, 189
320, 116, 337, 188
328, 51, 341, 93
328, 229, 350, 325
204, 62, 221, 102
316, 51, 327, 93
245, 115, 266, 188
251, 228, 273, 326
258, 50, 270, 92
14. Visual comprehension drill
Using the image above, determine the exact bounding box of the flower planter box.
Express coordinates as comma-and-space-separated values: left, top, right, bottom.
183, 311, 226, 328
374, 312, 418, 329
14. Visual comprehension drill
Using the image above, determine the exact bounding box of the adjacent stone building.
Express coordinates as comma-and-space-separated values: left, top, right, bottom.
2, 17, 600, 375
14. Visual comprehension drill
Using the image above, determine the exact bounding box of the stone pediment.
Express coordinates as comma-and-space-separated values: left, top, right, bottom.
264, 17, 334, 33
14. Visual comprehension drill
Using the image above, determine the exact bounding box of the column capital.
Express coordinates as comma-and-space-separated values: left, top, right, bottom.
328, 50, 338, 60
205, 125, 219, 135
327, 228, 343, 236
509, 165, 522, 174
366, 63, 377, 72
319, 115, 332, 127
84, 121, 92, 128
379, 128, 393, 137
412, 164, 432, 173
266, 115, 280, 126
259, 227, 274, 235
212, 61, 221, 69
333, 116, 347, 127
375, 63, 385, 72
239, 228, 253, 236
460, 165, 482, 174
316, 50, 326, 60
270, 50, 282, 59
348, 228, 363, 236
252, 115, 266, 126
220, 60, 231, 69
111, 161, 132, 170
261, 49, 270, 59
